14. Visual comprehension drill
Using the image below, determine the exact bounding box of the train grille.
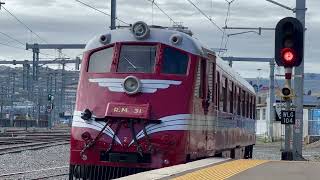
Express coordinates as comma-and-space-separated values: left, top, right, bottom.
69, 164, 152, 180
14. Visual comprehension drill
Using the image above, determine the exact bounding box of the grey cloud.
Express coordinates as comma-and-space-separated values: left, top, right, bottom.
0, 0, 319, 78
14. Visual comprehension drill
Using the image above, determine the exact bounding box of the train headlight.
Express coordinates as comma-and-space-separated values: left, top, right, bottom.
131, 21, 150, 40
122, 76, 141, 95
81, 132, 92, 141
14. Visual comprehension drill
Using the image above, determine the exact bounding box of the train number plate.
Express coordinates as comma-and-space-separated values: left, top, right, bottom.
281, 110, 295, 125
106, 103, 150, 119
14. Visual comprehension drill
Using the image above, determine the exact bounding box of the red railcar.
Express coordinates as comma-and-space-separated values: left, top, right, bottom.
69, 22, 256, 180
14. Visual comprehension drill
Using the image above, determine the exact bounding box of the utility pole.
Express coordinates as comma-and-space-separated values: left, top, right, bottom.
31, 44, 40, 81
0, 87, 3, 119
269, 60, 275, 141
0, 1, 5, 9
111, 0, 116, 30
293, 0, 306, 161
10, 72, 16, 127
60, 62, 66, 120
37, 90, 41, 127
48, 73, 53, 129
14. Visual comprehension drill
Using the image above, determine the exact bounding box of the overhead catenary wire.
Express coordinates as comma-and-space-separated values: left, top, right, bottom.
1, 5, 73, 59
74, 0, 129, 25
0, 41, 57, 58
0, 31, 25, 46
0, 41, 24, 50
186, 0, 223, 33
219, 0, 236, 56
1, 6, 48, 43
146, 0, 178, 25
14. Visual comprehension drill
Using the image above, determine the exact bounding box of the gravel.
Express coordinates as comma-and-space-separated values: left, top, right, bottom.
1, 140, 319, 179
253, 140, 320, 161
0, 144, 70, 179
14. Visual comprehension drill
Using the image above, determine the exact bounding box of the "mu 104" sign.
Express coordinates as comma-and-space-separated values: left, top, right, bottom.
281, 110, 296, 125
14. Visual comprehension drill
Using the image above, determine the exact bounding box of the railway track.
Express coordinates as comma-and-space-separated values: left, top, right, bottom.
0, 127, 70, 155
0, 166, 69, 180
0, 140, 70, 155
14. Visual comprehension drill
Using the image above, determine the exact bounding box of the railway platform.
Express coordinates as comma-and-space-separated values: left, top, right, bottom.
118, 158, 320, 180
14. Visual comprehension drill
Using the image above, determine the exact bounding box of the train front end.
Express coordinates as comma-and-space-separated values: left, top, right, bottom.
69, 22, 198, 179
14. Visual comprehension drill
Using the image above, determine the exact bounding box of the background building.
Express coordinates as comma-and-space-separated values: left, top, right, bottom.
248, 74, 320, 142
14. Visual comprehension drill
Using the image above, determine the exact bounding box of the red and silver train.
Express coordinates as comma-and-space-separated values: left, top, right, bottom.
69, 21, 256, 180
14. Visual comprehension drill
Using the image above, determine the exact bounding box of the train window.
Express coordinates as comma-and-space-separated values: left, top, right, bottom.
117, 45, 156, 73
252, 96, 255, 118
250, 96, 252, 118
237, 87, 241, 115
216, 72, 220, 109
199, 59, 206, 98
194, 61, 201, 97
253, 97, 256, 119
247, 95, 250, 118
221, 76, 227, 112
88, 46, 114, 73
224, 77, 228, 112
241, 90, 246, 117
229, 81, 234, 114
161, 47, 189, 75
219, 75, 224, 111
234, 87, 236, 113
242, 90, 245, 116
207, 53, 216, 103
208, 62, 213, 102
194, 59, 206, 99
212, 62, 216, 103
247, 93, 250, 118
248, 95, 251, 118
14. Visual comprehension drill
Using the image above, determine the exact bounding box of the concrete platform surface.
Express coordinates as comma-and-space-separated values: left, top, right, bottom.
117, 159, 320, 180
229, 161, 320, 180
116, 158, 229, 180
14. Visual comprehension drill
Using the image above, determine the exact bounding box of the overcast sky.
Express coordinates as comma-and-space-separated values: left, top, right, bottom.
0, 0, 318, 78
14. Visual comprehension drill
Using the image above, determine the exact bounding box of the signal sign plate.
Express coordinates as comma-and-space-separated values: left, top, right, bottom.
281, 110, 295, 124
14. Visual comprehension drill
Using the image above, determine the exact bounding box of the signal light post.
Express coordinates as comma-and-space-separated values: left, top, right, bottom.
275, 17, 304, 160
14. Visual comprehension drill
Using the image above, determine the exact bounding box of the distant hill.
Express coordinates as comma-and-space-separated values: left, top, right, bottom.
246, 73, 320, 96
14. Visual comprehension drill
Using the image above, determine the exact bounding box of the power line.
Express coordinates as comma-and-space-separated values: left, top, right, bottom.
146, 0, 178, 25
0, 41, 24, 50
186, 0, 223, 33
0, 31, 25, 46
0, 41, 56, 58
74, 0, 129, 25
1, 6, 48, 43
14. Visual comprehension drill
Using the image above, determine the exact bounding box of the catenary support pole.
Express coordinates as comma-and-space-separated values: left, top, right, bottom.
111, 0, 116, 30
268, 60, 275, 141
293, 0, 306, 160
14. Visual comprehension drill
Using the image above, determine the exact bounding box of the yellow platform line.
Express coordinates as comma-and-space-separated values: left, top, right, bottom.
172, 159, 269, 180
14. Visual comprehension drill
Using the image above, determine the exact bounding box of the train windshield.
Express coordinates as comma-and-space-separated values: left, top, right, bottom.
117, 45, 156, 73
88, 46, 114, 73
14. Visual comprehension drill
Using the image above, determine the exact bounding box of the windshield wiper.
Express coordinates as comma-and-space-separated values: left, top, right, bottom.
122, 56, 137, 71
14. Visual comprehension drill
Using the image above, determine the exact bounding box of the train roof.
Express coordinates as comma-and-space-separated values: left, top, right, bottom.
215, 56, 255, 94
85, 27, 203, 55
85, 24, 255, 94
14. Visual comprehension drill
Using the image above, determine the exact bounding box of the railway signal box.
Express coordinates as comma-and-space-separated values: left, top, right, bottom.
275, 17, 304, 67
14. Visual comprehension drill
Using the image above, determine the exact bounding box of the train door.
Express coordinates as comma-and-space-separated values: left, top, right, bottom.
191, 58, 208, 158
206, 54, 216, 154
200, 58, 209, 156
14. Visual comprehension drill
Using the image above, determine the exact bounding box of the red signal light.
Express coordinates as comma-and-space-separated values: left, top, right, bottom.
281, 48, 296, 65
